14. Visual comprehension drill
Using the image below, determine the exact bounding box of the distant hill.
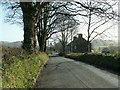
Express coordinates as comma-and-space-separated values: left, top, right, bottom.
0, 41, 22, 48
92, 39, 118, 49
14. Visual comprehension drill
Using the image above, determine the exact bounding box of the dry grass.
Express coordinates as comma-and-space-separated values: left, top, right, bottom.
1, 46, 28, 65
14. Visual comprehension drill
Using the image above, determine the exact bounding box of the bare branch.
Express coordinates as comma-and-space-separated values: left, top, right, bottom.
90, 24, 115, 42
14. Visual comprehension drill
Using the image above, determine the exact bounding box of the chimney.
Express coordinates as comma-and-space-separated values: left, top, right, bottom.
78, 34, 82, 38
73, 36, 77, 40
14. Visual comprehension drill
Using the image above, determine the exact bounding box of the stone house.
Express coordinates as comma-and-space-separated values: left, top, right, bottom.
67, 34, 91, 53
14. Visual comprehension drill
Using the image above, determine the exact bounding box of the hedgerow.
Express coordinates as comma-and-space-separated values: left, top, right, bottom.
65, 53, 120, 73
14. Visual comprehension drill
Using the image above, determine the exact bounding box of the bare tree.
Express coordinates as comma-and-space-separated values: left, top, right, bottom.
54, 18, 78, 55
66, 1, 119, 52
3, 2, 78, 52
36, 2, 79, 52
3, 1, 119, 53
3, 2, 48, 52
81, 1, 118, 52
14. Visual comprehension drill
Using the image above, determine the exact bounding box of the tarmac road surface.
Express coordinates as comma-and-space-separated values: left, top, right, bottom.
36, 54, 119, 88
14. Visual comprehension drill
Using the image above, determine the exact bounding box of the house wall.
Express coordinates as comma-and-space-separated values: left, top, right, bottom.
66, 34, 91, 53
72, 38, 88, 53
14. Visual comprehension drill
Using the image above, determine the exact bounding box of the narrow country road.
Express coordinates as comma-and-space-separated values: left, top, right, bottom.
36, 54, 119, 88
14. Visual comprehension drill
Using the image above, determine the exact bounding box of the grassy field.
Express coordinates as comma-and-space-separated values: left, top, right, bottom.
65, 53, 120, 73
1, 46, 49, 88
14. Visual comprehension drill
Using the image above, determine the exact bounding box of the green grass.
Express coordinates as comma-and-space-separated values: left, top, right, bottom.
65, 53, 120, 73
2, 53, 49, 88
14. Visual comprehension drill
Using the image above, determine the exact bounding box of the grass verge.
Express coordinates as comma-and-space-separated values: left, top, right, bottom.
2, 53, 49, 88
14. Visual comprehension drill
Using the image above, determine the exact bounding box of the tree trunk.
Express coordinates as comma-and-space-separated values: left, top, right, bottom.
87, 41, 91, 53
87, 10, 92, 53
37, 31, 46, 52
20, 3, 37, 53
44, 41, 47, 52
33, 28, 37, 49
62, 41, 66, 55
37, 5, 48, 52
